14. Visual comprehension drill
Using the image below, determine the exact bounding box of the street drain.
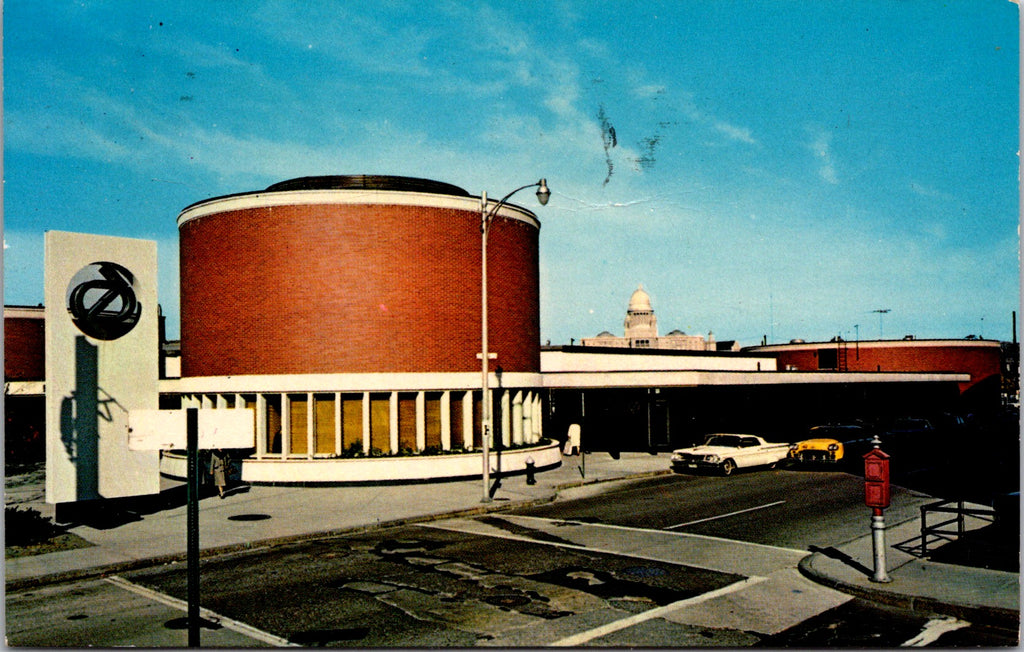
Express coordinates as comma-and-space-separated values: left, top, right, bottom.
227, 514, 272, 521
288, 627, 369, 645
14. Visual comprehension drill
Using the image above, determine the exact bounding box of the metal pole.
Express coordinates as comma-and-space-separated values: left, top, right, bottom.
481, 192, 492, 503
870, 508, 891, 583
477, 180, 548, 503
186, 407, 201, 646
580, 393, 585, 479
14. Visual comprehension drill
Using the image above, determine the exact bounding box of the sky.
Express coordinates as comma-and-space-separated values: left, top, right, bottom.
3, 1, 1020, 346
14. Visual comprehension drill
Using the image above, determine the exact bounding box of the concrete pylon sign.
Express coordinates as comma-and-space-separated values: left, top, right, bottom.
44, 231, 161, 504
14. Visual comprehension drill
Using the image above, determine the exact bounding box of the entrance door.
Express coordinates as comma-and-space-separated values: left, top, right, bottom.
649, 395, 670, 451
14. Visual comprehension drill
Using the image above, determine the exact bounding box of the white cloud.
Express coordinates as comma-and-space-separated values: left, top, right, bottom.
910, 181, 955, 201
807, 128, 839, 184
633, 84, 667, 99
713, 120, 757, 145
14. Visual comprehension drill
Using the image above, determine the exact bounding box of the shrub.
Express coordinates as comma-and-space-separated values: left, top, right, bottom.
6, 506, 64, 547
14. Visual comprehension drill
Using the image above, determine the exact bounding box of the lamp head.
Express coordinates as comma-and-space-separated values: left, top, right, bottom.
536, 178, 550, 206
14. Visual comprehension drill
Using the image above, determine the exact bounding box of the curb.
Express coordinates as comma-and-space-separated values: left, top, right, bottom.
797, 553, 1020, 630
550, 468, 673, 493
7, 469, 668, 592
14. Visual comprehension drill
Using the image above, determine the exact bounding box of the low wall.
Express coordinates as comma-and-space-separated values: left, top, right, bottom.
160, 442, 562, 484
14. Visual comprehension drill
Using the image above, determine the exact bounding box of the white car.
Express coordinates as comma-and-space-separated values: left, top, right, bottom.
671, 434, 790, 476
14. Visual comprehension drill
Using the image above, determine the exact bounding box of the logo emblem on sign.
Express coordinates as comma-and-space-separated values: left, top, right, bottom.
66, 261, 142, 340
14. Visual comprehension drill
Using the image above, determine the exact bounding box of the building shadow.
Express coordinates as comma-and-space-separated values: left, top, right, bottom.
58, 336, 100, 502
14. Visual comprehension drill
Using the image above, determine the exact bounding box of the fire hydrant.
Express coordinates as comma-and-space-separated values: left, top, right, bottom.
525, 457, 537, 485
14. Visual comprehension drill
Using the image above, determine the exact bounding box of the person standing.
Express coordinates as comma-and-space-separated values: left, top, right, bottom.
210, 449, 231, 498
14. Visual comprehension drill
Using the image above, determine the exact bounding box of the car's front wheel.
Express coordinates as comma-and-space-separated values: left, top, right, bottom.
720, 459, 736, 476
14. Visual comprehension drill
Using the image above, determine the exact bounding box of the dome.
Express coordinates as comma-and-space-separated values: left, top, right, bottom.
628, 285, 652, 312
265, 175, 470, 196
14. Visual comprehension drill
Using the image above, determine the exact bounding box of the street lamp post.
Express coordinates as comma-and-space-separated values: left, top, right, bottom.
480, 178, 550, 503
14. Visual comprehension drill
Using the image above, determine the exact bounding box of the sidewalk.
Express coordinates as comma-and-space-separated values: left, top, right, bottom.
799, 510, 1019, 628
6, 453, 1020, 629
5, 452, 668, 589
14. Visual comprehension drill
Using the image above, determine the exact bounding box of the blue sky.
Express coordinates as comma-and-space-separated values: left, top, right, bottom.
4, 1, 1019, 346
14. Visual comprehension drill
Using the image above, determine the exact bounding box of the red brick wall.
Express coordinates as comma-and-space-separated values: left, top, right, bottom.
180, 202, 540, 377
4, 316, 45, 381
771, 342, 1001, 394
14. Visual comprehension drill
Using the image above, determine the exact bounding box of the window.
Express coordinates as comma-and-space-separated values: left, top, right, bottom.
314, 394, 335, 455
289, 394, 308, 455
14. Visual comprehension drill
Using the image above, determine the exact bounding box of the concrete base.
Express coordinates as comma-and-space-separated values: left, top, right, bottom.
160, 442, 562, 484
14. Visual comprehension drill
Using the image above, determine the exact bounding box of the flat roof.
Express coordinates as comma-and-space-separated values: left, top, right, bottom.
542, 345, 774, 358
542, 369, 970, 389
746, 338, 1002, 352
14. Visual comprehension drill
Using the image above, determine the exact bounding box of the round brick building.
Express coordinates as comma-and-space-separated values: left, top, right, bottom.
173, 176, 554, 481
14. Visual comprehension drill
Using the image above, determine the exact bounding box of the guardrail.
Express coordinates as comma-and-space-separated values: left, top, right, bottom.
895, 499, 996, 557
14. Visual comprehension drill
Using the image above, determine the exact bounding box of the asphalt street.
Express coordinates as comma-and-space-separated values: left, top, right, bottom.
6, 467, 1017, 647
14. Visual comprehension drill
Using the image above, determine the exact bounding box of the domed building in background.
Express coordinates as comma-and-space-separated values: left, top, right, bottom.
582, 285, 732, 351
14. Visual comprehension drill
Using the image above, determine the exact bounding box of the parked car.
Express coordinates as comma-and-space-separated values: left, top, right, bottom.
789, 424, 867, 466
886, 417, 935, 437
671, 434, 790, 476
789, 436, 844, 465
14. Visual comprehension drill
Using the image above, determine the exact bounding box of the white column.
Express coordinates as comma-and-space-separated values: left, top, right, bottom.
334, 393, 342, 456
462, 391, 474, 450
415, 392, 426, 452
216, 394, 228, 409
256, 394, 267, 459
512, 391, 524, 445
440, 391, 451, 451
281, 394, 291, 457
389, 391, 399, 454
201, 394, 214, 409
533, 392, 543, 442
500, 390, 511, 448
521, 391, 533, 443
362, 392, 371, 454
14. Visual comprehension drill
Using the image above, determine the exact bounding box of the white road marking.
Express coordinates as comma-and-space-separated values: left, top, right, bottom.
422, 514, 807, 581
419, 519, 682, 568
510, 513, 808, 556
666, 500, 787, 529
104, 575, 297, 647
548, 576, 767, 646
901, 616, 971, 647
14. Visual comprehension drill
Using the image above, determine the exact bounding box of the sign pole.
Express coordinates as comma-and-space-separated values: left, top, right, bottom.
126, 405, 255, 647
186, 407, 200, 647
870, 507, 891, 583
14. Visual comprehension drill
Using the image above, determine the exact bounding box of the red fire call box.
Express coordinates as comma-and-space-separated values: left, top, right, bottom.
863, 448, 890, 509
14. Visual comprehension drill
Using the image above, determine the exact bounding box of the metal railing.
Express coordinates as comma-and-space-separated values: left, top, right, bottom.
906, 499, 996, 557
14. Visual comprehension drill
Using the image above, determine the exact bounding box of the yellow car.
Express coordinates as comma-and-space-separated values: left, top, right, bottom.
789, 435, 844, 465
